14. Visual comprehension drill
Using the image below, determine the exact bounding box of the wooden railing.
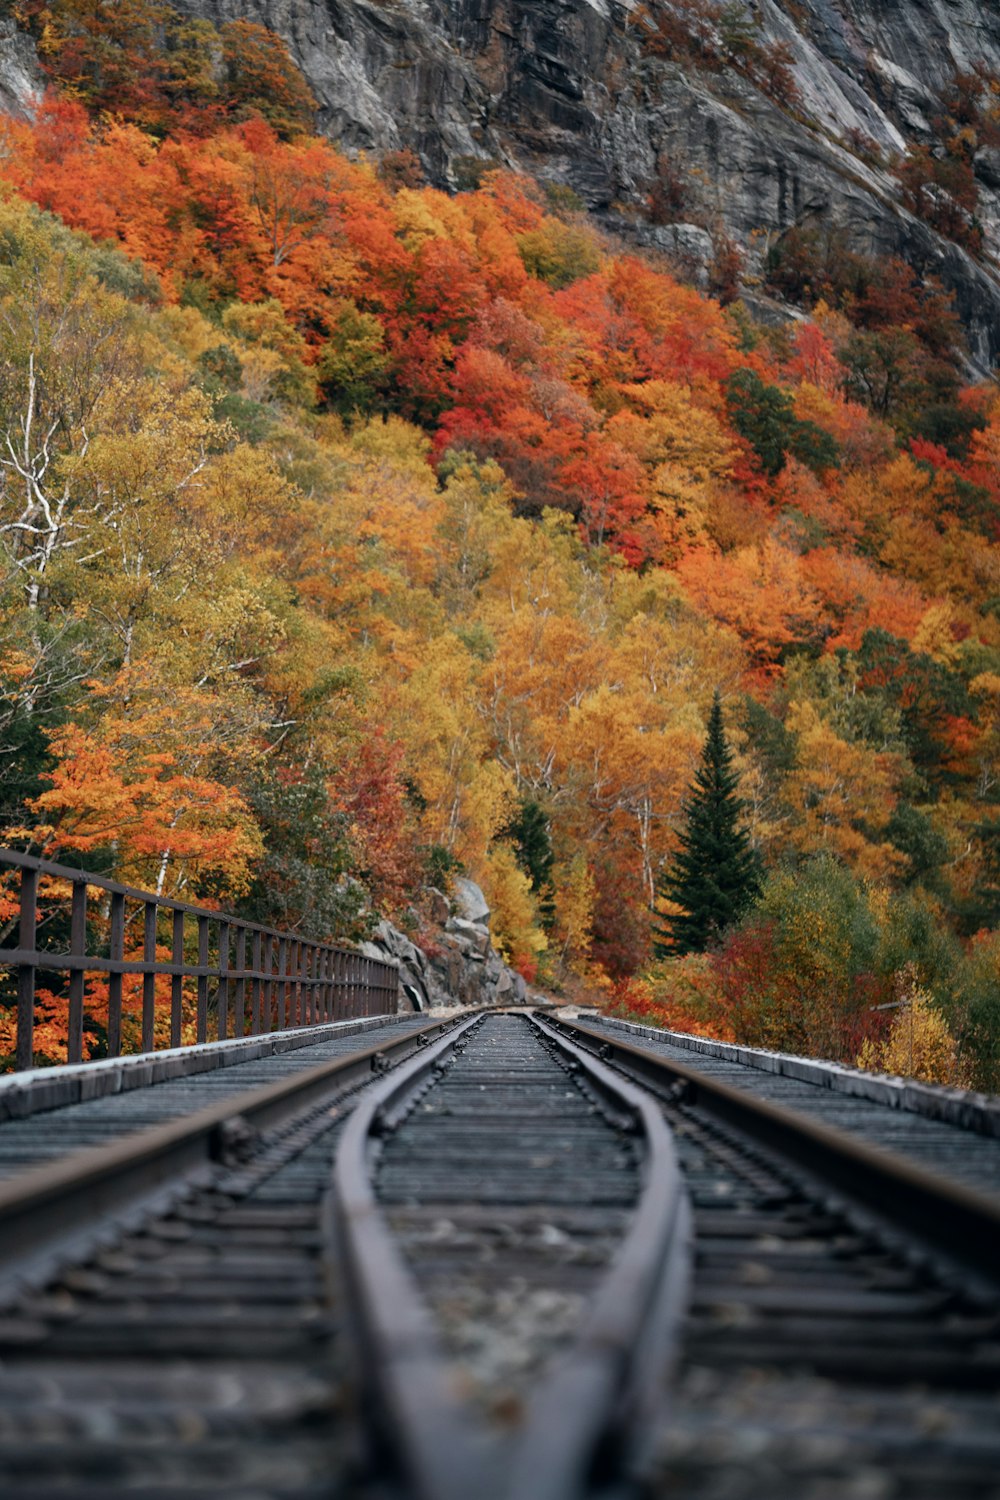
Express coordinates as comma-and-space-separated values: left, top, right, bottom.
0, 849, 399, 1071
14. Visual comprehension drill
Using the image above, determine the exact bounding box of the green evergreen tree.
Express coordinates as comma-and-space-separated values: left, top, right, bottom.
654, 692, 763, 955
504, 797, 556, 929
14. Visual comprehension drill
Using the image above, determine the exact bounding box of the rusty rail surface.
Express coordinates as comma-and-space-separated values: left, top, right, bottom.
332, 1012, 692, 1500
0, 848, 399, 1071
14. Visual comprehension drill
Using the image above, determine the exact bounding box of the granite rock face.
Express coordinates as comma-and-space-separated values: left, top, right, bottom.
5, 0, 1000, 358
168, 0, 1000, 366
360, 879, 527, 1011
0, 20, 41, 120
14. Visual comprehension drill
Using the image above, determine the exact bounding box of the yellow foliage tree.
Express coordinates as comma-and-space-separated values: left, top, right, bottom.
552, 853, 596, 975
856, 965, 964, 1085
483, 843, 547, 977
785, 700, 905, 881
608, 380, 737, 558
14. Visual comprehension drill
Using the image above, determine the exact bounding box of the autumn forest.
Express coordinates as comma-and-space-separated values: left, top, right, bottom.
1, 0, 999, 1089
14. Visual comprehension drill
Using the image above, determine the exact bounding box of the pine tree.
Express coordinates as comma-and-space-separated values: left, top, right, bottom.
654, 692, 763, 955
505, 797, 557, 929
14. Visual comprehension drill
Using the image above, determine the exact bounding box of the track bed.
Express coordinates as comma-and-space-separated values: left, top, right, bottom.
589, 1015, 1000, 1194
1, 1008, 998, 1499
378, 1014, 643, 1408
0, 1016, 428, 1183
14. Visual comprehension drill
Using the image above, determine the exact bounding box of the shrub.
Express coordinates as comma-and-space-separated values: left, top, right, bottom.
517, 218, 602, 289
604, 960, 732, 1039
948, 931, 1000, 1093
856, 963, 965, 1085
712, 858, 889, 1058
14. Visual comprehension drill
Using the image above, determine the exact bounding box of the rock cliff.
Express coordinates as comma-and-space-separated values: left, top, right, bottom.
160, 0, 1000, 366
360, 877, 529, 1011
0, 20, 41, 120
3, 0, 998, 358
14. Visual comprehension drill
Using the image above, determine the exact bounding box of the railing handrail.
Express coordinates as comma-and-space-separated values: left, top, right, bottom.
0, 847, 400, 1072
0, 847, 358, 950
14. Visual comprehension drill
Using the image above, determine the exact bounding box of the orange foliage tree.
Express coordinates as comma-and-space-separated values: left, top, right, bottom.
0, 26, 999, 1083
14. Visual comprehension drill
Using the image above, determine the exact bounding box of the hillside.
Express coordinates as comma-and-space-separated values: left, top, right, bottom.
121, 0, 1000, 366
0, 3, 998, 1088
6, 2, 1000, 359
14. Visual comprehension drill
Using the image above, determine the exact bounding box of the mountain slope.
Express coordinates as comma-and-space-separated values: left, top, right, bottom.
144, 0, 1000, 366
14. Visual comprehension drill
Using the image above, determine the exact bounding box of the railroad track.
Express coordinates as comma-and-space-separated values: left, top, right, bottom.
0, 1008, 998, 1498
0, 1016, 434, 1184
579, 1013, 1000, 1195
0, 1012, 468, 1496
549, 1013, 1000, 1500
334, 1010, 691, 1500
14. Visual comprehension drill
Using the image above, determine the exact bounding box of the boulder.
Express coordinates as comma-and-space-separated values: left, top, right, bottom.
427, 887, 451, 926
451, 877, 491, 926
495, 967, 514, 998
355, 908, 530, 1012
976, 147, 1000, 192
0, 20, 41, 121
372, 918, 427, 973
445, 915, 492, 957
632, 222, 714, 287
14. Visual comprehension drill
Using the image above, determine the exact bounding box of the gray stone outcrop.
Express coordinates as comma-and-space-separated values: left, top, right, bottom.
0, 20, 41, 120
360, 879, 527, 1011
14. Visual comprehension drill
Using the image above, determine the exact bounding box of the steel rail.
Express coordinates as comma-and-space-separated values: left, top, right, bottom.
329, 1015, 490, 1500
0, 1012, 467, 1300
550, 1013, 1000, 1289
507, 1013, 692, 1500
329, 1012, 693, 1500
